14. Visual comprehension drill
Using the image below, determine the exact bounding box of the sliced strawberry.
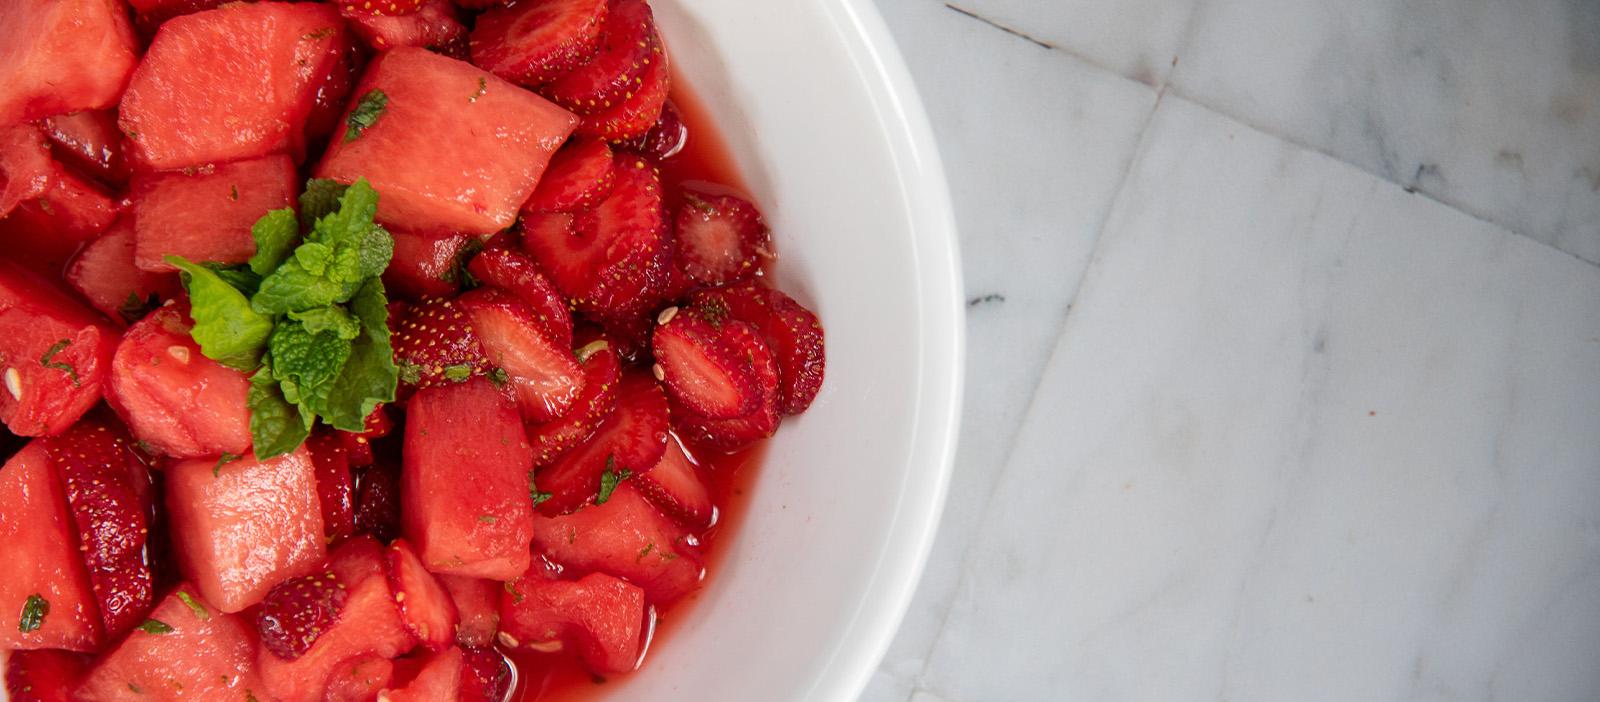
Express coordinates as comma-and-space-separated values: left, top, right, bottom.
325, 654, 396, 702
336, 0, 427, 18
392, 296, 491, 390
347, 0, 467, 55
672, 188, 773, 287
499, 572, 645, 675
381, 646, 465, 702
386, 538, 462, 650
0, 442, 104, 653
527, 336, 621, 466
539, 0, 658, 114
529, 482, 701, 603
673, 321, 781, 452
576, 39, 670, 142
4, 649, 90, 702
257, 570, 349, 660
691, 283, 825, 415
459, 647, 514, 702
636, 437, 714, 529
386, 230, 477, 301
522, 138, 616, 214
354, 461, 402, 543
459, 287, 585, 422
470, 0, 609, 87
309, 429, 359, 544
338, 404, 395, 467
43, 414, 155, 640
651, 310, 762, 420
622, 99, 688, 160
439, 575, 501, 648
534, 372, 668, 515
466, 248, 575, 347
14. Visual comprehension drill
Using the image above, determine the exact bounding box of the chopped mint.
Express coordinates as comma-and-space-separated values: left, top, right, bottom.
477, 514, 498, 524
595, 457, 631, 505
38, 339, 79, 387
135, 619, 173, 634
18, 594, 47, 633
488, 367, 509, 388
469, 77, 487, 103
118, 291, 160, 324
213, 452, 241, 478
248, 208, 299, 275
530, 470, 553, 508
167, 257, 274, 370
443, 363, 474, 382
176, 591, 210, 620
344, 90, 388, 143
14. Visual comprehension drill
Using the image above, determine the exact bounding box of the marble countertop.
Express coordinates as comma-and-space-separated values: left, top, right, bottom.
863, 0, 1600, 700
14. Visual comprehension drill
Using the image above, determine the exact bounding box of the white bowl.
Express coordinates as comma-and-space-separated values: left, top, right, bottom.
615, 1, 964, 699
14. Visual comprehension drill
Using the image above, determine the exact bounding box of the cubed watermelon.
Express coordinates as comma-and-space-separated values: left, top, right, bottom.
0, 0, 140, 126
105, 305, 252, 458
0, 442, 103, 652
0, 123, 118, 243
259, 537, 418, 702
380, 646, 465, 702
316, 47, 579, 236
39, 110, 129, 187
74, 584, 267, 702
0, 124, 56, 218
529, 482, 702, 603
0, 262, 118, 437
165, 447, 327, 613
132, 154, 297, 272
402, 377, 536, 580
66, 218, 182, 324
118, 2, 350, 170
439, 575, 500, 648
500, 571, 645, 675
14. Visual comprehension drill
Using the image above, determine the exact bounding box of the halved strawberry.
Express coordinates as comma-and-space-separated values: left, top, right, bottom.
499, 572, 645, 675
466, 248, 574, 347
336, 0, 426, 18
257, 570, 349, 660
386, 538, 462, 650
576, 38, 670, 142
381, 646, 465, 702
635, 437, 714, 529
672, 188, 773, 287
622, 99, 688, 160
691, 283, 825, 415
534, 372, 668, 515
43, 414, 156, 640
651, 310, 762, 420
527, 335, 621, 465
309, 429, 359, 544
459, 287, 585, 422
386, 230, 477, 301
672, 321, 780, 453
392, 296, 491, 390
439, 575, 501, 648
539, 0, 658, 114
338, 404, 394, 467
354, 461, 402, 543
4, 649, 89, 702
459, 647, 514, 702
346, 0, 467, 55
529, 482, 701, 603
470, 0, 609, 87
521, 137, 616, 214
325, 654, 395, 702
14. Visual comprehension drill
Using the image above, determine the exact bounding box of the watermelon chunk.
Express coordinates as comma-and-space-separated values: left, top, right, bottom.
105, 306, 253, 458
439, 575, 500, 648
529, 482, 701, 604
38, 110, 129, 187
258, 537, 418, 702
0, 262, 118, 437
118, 2, 350, 170
499, 571, 645, 675
0, 124, 118, 242
384, 229, 475, 300
74, 585, 267, 702
315, 47, 579, 236
66, 218, 181, 324
0, 442, 103, 652
131, 154, 298, 273
380, 646, 465, 702
0, 0, 139, 126
165, 447, 327, 613
401, 377, 536, 579
324, 654, 395, 702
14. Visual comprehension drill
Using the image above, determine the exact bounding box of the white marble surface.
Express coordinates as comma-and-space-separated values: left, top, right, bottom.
867, 0, 1600, 700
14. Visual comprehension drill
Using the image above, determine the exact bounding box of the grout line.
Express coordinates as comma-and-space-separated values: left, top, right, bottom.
938, 1, 1160, 88
942, 3, 1054, 50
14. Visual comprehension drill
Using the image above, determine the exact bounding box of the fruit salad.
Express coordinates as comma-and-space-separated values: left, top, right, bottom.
0, 0, 826, 699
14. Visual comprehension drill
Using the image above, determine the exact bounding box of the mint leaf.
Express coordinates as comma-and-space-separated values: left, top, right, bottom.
299, 178, 348, 229
18, 594, 47, 633
248, 208, 299, 275
344, 90, 388, 143
288, 306, 360, 340
175, 591, 209, 621
248, 365, 312, 460
249, 258, 347, 316
135, 619, 173, 634
39, 339, 79, 387
308, 179, 390, 281
212, 452, 240, 478
251, 180, 390, 316
206, 264, 262, 297
167, 256, 273, 370
269, 320, 353, 419
320, 279, 396, 432
595, 457, 631, 505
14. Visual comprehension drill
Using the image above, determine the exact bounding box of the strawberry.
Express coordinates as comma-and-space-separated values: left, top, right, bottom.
257, 570, 349, 660
650, 308, 763, 419
522, 137, 616, 214
4, 649, 90, 702
346, 0, 468, 56
470, 0, 609, 87
466, 248, 575, 347
527, 334, 621, 465
336, 0, 427, 18
458, 647, 514, 702
534, 371, 668, 515
392, 296, 491, 390
309, 429, 359, 545
439, 575, 501, 648
338, 404, 395, 467
354, 462, 402, 543
539, 0, 659, 115
576, 38, 670, 142
672, 188, 773, 287
459, 287, 587, 423
43, 413, 156, 640
690, 283, 825, 415
386, 538, 461, 649
672, 321, 781, 452
623, 98, 688, 160
636, 437, 714, 528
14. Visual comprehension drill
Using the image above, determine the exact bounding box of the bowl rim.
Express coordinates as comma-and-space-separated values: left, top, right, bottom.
802, 0, 965, 698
